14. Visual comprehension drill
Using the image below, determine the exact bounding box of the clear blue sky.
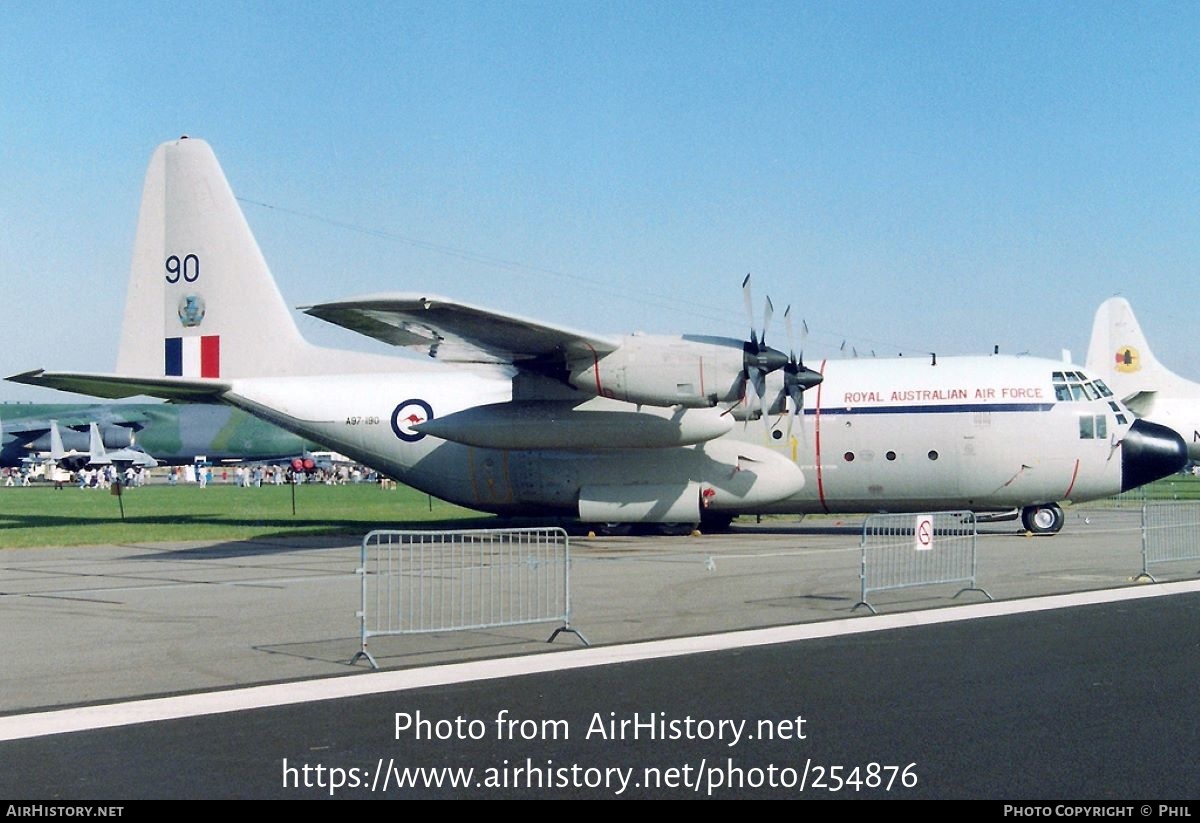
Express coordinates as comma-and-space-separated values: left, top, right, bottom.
3, 2, 1199, 402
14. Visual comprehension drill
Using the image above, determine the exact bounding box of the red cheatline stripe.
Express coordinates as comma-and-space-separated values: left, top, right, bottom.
815, 359, 828, 513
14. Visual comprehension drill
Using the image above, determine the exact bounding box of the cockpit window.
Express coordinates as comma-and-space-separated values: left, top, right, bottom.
1053, 371, 1110, 404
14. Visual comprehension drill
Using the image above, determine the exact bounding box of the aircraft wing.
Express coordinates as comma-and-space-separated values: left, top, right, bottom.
303, 293, 621, 364
7, 370, 230, 401
2, 422, 49, 448
2, 409, 151, 440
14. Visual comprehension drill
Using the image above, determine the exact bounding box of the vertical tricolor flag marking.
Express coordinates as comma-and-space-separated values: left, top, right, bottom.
165, 336, 220, 378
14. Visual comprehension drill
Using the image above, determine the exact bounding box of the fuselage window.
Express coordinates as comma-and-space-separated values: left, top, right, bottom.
1079, 416, 1095, 439
1078, 414, 1107, 439
886, 451, 896, 461
844, 452, 855, 462
927, 450, 939, 460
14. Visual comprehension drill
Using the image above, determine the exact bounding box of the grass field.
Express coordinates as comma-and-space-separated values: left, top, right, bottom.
2, 474, 1199, 549
0, 482, 497, 549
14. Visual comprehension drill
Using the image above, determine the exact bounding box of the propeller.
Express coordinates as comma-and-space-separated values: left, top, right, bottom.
738, 275, 789, 424
777, 306, 824, 442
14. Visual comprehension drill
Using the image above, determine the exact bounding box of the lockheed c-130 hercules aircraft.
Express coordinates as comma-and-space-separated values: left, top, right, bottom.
9, 137, 1187, 534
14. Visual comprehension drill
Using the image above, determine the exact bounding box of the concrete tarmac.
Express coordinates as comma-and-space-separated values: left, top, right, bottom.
0, 504, 1178, 713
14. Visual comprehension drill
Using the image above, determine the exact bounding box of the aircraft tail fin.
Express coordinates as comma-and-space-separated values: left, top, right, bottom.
49, 421, 66, 462
116, 137, 398, 380
1085, 297, 1198, 402
88, 423, 111, 466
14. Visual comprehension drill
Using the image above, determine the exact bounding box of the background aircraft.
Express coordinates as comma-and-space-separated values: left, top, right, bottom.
0, 402, 323, 469
1086, 296, 1200, 461
9, 138, 1186, 534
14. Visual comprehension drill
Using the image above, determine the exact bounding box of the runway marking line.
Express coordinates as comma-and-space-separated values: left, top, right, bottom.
2, 579, 1198, 742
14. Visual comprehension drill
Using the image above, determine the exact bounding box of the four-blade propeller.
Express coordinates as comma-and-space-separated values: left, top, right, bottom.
778, 305, 823, 440
739, 274, 789, 424
736, 275, 822, 438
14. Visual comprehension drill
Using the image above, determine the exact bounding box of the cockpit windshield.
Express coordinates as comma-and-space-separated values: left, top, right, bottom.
1052, 371, 1114, 403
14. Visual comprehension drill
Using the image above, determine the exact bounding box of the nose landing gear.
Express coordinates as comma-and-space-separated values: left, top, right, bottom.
1021, 503, 1064, 535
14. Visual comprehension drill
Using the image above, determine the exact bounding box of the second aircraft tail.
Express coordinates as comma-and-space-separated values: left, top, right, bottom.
1085, 296, 1199, 404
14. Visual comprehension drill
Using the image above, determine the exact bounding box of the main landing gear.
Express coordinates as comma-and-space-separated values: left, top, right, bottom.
1021, 503, 1065, 535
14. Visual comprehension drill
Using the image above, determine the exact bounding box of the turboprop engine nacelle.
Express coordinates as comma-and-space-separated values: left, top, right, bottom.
566, 334, 788, 408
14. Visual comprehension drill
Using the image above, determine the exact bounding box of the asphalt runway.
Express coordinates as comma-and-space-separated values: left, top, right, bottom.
1, 504, 1198, 799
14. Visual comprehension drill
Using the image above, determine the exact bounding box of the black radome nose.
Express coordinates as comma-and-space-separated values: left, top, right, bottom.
1122, 419, 1188, 492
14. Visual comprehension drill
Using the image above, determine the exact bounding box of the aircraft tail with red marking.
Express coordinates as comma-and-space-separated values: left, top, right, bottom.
1085, 297, 1200, 406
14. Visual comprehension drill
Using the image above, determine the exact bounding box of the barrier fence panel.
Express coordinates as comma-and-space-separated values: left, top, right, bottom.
353, 527, 586, 669
856, 511, 991, 614
1139, 502, 1200, 582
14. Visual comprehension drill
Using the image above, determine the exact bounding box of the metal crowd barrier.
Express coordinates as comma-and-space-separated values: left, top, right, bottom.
1137, 502, 1200, 582
855, 511, 991, 614
352, 527, 587, 669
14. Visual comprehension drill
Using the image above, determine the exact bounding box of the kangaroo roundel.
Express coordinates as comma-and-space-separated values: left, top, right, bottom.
391, 399, 434, 442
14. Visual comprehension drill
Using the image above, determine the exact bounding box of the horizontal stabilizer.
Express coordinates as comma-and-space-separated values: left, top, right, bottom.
1122, 390, 1157, 418
8, 370, 229, 401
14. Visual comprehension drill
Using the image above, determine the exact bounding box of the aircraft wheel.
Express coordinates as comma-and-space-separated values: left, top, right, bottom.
699, 512, 736, 532
653, 522, 699, 536
1021, 503, 1064, 535
594, 523, 633, 537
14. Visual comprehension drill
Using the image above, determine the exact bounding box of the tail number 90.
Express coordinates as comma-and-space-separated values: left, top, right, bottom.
165, 254, 200, 283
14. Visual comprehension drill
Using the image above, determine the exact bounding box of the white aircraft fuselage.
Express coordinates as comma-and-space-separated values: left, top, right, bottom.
221, 351, 1162, 522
